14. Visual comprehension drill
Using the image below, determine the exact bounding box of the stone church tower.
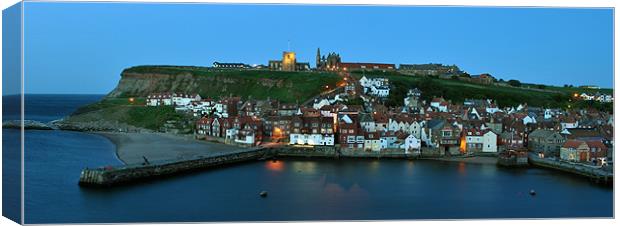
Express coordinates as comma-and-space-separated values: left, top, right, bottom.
282, 51, 296, 71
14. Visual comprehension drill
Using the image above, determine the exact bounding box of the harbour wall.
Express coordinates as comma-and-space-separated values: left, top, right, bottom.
528, 153, 613, 184
79, 148, 268, 187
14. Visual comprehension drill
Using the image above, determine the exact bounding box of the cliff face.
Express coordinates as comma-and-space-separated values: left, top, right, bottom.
107, 72, 202, 98
105, 66, 341, 103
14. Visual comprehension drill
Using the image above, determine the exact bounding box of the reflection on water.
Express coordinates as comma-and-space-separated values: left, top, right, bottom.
25, 149, 613, 223
290, 161, 317, 174
458, 162, 466, 175
480, 164, 497, 177
265, 160, 284, 172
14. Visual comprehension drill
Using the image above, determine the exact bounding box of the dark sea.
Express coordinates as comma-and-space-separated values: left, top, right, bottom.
2, 95, 614, 223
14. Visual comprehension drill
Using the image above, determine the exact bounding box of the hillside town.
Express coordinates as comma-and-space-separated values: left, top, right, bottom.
142, 48, 614, 172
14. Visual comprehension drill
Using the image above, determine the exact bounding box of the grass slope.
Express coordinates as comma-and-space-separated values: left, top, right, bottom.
121, 66, 341, 103
352, 71, 612, 111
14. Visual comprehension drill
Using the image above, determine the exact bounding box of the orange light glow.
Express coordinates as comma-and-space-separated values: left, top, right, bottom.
273, 127, 283, 139
459, 135, 467, 153
573, 93, 579, 98
128, 97, 135, 103
266, 160, 283, 171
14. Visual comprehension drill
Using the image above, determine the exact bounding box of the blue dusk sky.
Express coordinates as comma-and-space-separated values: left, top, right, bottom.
22, 2, 613, 94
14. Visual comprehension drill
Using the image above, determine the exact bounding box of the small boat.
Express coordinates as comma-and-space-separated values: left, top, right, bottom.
259, 191, 268, 198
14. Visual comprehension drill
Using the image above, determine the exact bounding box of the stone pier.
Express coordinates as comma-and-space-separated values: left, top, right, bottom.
79, 148, 267, 187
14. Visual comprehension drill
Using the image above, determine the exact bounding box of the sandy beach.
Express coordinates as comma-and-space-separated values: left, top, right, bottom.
95, 132, 247, 165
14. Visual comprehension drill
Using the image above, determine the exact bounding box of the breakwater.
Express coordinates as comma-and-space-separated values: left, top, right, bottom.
79, 148, 269, 187
78, 146, 431, 187
528, 153, 613, 184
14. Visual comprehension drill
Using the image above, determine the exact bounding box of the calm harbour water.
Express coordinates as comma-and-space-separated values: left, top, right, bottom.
3, 95, 614, 223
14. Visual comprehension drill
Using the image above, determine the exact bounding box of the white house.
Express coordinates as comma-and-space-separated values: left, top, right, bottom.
402, 134, 421, 154
544, 109, 553, 120
359, 76, 369, 87
235, 131, 256, 145
289, 134, 334, 146
486, 102, 500, 114
561, 120, 579, 130
408, 121, 422, 139
146, 93, 173, 106
172, 93, 201, 107
437, 102, 449, 112
464, 129, 497, 153
482, 130, 498, 153
225, 128, 239, 142
580, 93, 594, 101
360, 115, 376, 133
370, 86, 390, 97
359, 76, 390, 97
430, 98, 443, 108
465, 130, 484, 152
312, 99, 331, 110
388, 119, 401, 132
363, 132, 381, 151
523, 115, 537, 125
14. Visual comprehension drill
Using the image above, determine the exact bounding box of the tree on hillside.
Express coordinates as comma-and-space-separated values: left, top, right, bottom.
537, 84, 546, 89
507, 79, 522, 87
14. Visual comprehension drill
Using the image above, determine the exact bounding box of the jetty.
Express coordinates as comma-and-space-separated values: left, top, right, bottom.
79, 147, 271, 187
528, 153, 613, 184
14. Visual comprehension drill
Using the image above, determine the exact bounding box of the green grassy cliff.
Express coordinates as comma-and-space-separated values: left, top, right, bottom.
108, 65, 341, 103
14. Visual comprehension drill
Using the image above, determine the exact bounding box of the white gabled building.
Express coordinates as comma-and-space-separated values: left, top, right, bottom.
464, 129, 497, 153
523, 115, 537, 125
402, 134, 421, 154
359, 76, 390, 98
370, 86, 390, 97
146, 93, 173, 106
289, 134, 335, 146
172, 93, 201, 107
482, 130, 498, 153
408, 121, 422, 139
312, 99, 331, 110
